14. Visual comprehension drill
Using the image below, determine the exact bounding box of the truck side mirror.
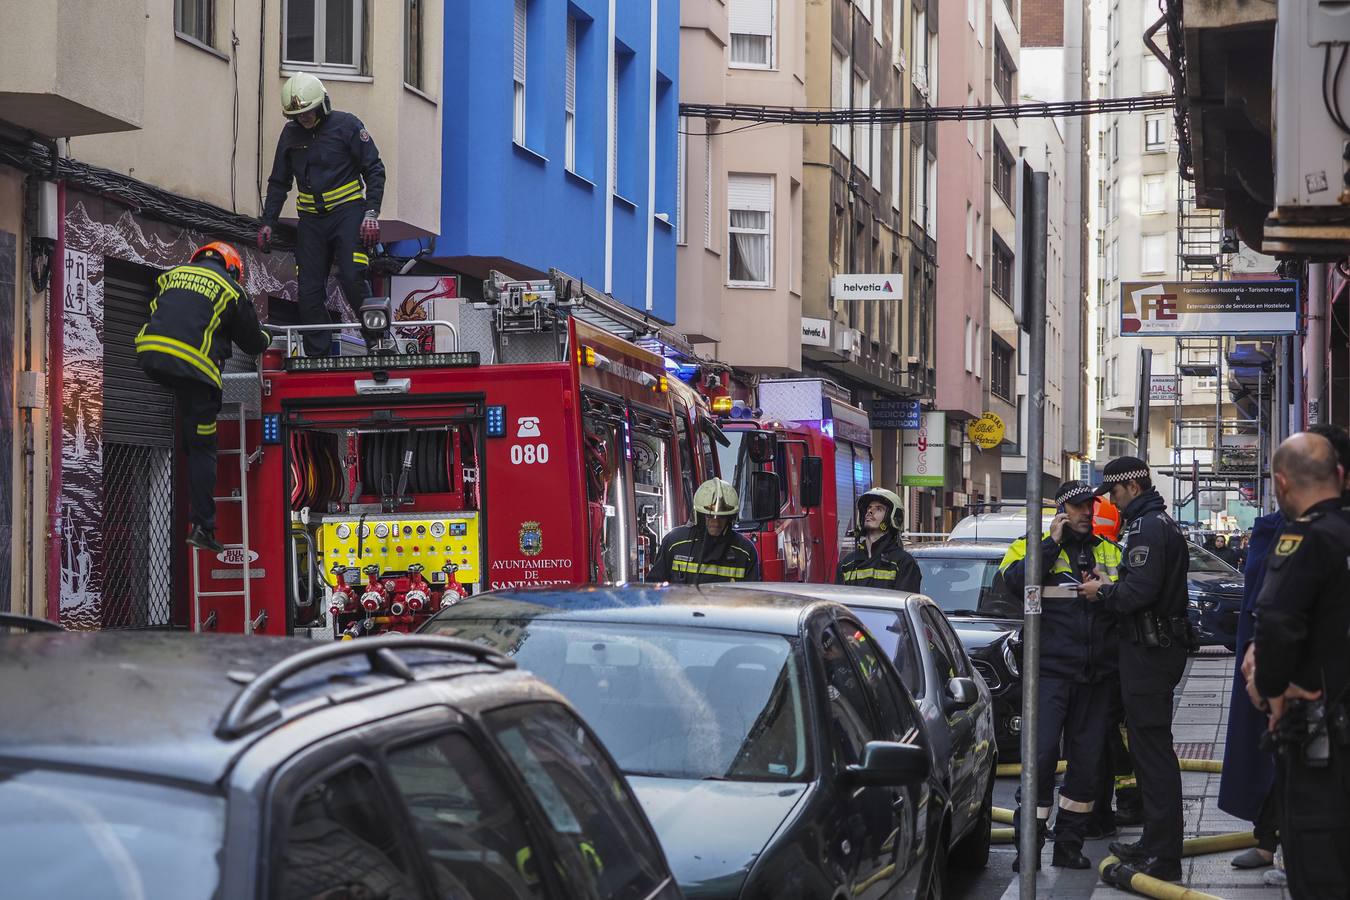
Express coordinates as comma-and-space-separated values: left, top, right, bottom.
748, 471, 780, 521
800, 456, 823, 508
746, 431, 777, 463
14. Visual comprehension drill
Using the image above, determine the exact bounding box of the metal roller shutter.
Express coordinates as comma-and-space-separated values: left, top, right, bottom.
103, 264, 174, 447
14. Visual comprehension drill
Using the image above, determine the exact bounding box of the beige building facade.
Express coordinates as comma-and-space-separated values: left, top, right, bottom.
677, 0, 805, 370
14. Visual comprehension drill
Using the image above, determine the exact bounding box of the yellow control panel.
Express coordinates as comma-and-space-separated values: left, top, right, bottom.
317, 513, 481, 584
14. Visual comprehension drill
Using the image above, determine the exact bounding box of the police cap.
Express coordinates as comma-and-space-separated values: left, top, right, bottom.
1095, 456, 1151, 495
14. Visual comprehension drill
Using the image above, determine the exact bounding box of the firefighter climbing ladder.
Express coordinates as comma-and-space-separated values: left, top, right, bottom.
191, 372, 261, 634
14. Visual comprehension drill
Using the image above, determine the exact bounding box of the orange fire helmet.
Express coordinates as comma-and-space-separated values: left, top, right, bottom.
192, 241, 244, 283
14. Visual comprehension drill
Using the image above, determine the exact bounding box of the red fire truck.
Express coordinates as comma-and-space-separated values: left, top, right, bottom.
197, 273, 770, 637
702, 377, 874, 584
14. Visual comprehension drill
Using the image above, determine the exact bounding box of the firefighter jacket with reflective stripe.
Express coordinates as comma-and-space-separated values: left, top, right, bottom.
262, 111, 385, 223
648, 524, 760, 585
835, 530, 922, 592
136, 260, 270, 390
1000, 532, 1123, 682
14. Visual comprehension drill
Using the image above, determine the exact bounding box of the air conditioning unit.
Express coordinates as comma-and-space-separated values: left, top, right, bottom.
1268, 0, 1350, 252
834, 326, 863, 359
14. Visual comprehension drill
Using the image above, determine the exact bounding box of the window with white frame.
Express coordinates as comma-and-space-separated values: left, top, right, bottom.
729, 0, 774, 68
1111, 120, 1119, 161
404, 0, 424, 89
513, 0, 527, 144
704, 132, 714, 248
872, 0, 882, 42
177, 0, 214, 46
676, 119, 688, 245
975, 324, 983, 377
965, 202, 974, 257
1142, 173, 1165, 213
853, 73, 870, 175
564, 17, 578, 170
893, 0, 904, 67
966, 87, 975, 144
871, 101, 882, 189
976, 0, 985, 46
832, 50, 851, 152
1143, 56, 1169, 94
925, 146, 937, 234
964, 317, 974, 372
1108, 178, 1118, 221
891, 123, 902, 211
728, 175, 773, 287
1142, 233, 1168, 274
1145, 113, 1167, 151
910, 142, 924, 225
913, 8, 928, 95
975, 210, 983, 266
1106, 238, 1118, 282
285, 0, 363, 71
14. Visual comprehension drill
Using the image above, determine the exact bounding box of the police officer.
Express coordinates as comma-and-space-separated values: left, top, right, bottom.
1079, 456, 1190, 883
1000, 480, 1122, 871
1246, 432, 1350, 896
648, 478, 759, 584
836, 488, 921, 591
136, 243, 270, 553
259, 72, 386, 357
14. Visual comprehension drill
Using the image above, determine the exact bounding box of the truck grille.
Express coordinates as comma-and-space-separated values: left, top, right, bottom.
972, 658, 1001, 692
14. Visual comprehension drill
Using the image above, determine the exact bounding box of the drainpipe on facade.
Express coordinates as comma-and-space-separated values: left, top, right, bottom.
46, 179, 64, 623
1305, 262, 1326, 425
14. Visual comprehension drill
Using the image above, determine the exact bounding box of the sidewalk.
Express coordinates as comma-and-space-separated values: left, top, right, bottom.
968, 650, 1292, 899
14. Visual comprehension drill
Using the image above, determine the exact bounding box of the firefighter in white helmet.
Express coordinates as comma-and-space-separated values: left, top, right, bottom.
836, 488, 922, 591
648, 478, 759, 584
258, 72, 386, 357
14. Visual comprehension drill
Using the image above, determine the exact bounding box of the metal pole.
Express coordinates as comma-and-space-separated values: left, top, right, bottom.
1134, 348, 1153, 465
1018, 172, 1049, 899
1307, 263, 1326, 425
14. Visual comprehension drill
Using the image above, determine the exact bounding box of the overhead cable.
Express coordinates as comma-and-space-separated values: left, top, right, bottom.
679, 94, 1175, 126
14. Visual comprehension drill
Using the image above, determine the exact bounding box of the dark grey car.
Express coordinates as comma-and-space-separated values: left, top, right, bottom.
0, 627, 681, 900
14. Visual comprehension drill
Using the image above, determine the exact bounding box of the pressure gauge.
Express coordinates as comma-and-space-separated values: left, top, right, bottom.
335, 524, 352, 540
429, 521, 447, 538
359, 523, 371, 538
374, 523, 390, 539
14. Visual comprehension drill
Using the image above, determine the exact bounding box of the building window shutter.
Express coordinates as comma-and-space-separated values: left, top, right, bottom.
729, 0, 774, 67
676, 118, 688, 245
727, 175, 774, 287
565, 17, 577, 171
513, 0, 527, 144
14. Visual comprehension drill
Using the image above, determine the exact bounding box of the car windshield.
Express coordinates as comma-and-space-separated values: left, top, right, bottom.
426, 618, 810, 782
0, 767, 224, 899
1189, 543, 1238, 574
914, 555, 1004, 614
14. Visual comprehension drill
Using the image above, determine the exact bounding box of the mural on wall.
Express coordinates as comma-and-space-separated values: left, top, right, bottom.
0, 231, 13, 612
59, 192, 339, 628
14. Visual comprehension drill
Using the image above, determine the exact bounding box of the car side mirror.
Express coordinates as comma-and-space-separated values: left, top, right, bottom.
845, 740, 930, 787
944, 677, 980, 713
748, 470, 780, 521
800, 456, 823, 508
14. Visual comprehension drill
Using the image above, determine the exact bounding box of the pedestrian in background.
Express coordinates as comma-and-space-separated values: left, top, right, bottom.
1080, 457, 1191, 883
1213, 534, 1240, 568
1247, 432, 1350, 896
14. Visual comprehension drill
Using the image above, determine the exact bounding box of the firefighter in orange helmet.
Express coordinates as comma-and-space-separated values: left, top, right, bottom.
136, 243, 270, 553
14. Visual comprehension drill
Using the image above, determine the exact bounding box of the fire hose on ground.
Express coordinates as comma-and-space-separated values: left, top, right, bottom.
987, 757, 1266, 899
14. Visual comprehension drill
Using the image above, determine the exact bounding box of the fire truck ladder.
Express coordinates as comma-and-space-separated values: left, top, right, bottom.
191, 371, 264, 634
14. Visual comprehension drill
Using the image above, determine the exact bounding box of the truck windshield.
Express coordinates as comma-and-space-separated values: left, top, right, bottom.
713, 430, 764, 526
0, 767, 224, 899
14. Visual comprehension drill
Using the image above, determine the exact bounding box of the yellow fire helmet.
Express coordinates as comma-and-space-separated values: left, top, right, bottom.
855, 487, 905, 532
694, 478, 740, 517
281, 72, 331, 118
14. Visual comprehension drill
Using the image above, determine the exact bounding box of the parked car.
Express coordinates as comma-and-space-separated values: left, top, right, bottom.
727, 581, 998, 870
0, 628, 681, 900
1185, 542, 1243, 651
905, 541, 1024, 761
421, 585, 951, 900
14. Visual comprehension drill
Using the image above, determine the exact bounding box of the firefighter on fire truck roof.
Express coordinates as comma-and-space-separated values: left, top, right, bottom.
257, 72, 386, 357
836, 488, 922, 592
648, 478, 760, 585
136, 242, 271, 554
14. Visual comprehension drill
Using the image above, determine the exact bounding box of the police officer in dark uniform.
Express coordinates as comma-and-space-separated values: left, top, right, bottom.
999, 480, 1122, 871
258, 72, 386, 357
1246, 432, 1350, 897
648, 478, 759, 584
136, 242, 270, 553
1079, 456, 1190, 883
836, 488, 922, 591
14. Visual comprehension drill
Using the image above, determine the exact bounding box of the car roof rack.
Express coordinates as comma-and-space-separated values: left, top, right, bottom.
0, 612, 64, 633
216, 635, 516, 740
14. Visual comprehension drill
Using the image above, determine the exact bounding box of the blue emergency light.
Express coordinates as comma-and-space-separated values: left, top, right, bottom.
486, 405, 506, 438
262, 413, 281, 444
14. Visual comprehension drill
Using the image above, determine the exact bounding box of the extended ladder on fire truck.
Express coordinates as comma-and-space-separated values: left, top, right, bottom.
190, 371, 263, 634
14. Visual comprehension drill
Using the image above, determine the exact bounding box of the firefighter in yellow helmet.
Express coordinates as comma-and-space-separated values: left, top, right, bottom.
836, 488, 922, 591
648, 478, 760, 584
258, 72, 386, 356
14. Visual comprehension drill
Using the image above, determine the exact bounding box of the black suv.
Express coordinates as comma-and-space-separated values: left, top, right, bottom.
0, 622, 681, 900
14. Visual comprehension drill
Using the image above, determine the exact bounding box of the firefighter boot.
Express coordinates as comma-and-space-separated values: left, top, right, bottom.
188, 525, 225, 554
1052, 841, 1092, 869
1011, 815, 1048, 872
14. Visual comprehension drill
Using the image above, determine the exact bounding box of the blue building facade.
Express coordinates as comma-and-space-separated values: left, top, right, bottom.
439, 0, 679, 322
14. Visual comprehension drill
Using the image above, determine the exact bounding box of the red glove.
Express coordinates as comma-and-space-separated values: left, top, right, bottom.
360, 212, 380, 247
256, 225, 272, 254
